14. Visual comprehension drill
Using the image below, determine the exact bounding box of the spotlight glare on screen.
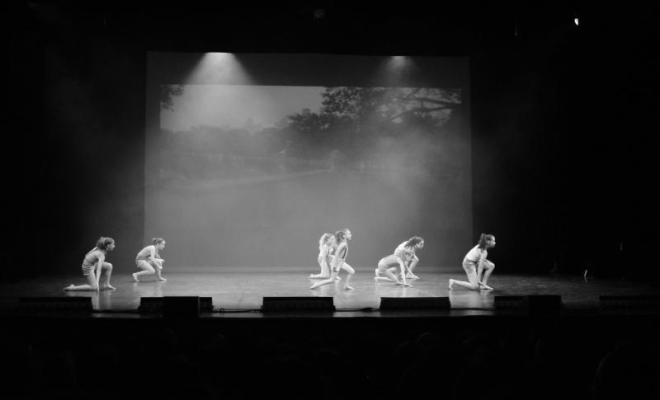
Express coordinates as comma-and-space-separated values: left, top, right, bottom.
373, 56, 417, 86
185, 53, 253, 85
389, 56, 407, 68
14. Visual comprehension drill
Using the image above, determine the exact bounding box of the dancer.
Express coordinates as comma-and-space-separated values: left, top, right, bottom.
394, 236, 425, 279
310, 233, 335, 279
64, 237, 116, 291
132, 238, 167, 282
374, 247, 414, 287
449, 233, 496, 290
310, 229, 355, 290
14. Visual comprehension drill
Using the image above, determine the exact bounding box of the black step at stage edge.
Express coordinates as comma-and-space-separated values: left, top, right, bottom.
494, 295, 563, 315
18, 297, 93, 311
494, 296, 527, 309
261, 297, 335, 312
599, 295, 660, 309
380, 297, 451, 310
138, 296, 213, 313
526, 295, 563, 315
164, 296, 200, 318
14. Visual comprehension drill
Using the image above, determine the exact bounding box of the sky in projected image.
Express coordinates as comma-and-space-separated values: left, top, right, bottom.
147, 54, 471, 269
162, 85, 325, 132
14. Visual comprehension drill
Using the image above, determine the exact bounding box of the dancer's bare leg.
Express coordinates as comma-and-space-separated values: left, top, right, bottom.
375, 267, 397, 282
134, 260, 155, 282
336, 263, 350, 281
479, 261, 494, 290
406, 256, 420, 280
449, 278, 479, 290
396, 264, 412, 287
310, 258, 330, 279
342, 265, 355, 290
386, 267, 404, 285
64, 270, 99, 291
99, 262, 116, 290
153, 260, 166, 282
376, 258, 402, 284
449, 267, 480, 290
311, 270, 338, 289
312, 258, 341, 280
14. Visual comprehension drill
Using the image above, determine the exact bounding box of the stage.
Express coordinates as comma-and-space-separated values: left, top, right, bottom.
2, 266, 659, 318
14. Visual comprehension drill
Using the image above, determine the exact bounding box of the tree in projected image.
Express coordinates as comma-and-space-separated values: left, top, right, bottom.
287, 87, 462, 176
157, 85, 462, 188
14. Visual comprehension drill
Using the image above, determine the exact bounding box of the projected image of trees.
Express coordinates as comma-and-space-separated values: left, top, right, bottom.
150, 77, 469, 267
157, 86, 462, 191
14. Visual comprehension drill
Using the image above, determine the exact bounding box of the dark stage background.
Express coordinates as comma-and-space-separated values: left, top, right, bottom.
4, 3, 657, 280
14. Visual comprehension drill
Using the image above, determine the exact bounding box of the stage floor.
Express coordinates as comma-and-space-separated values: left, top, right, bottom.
2, 266, 659, 318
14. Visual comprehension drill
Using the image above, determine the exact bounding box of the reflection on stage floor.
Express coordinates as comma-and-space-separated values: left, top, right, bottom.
1, 266, 659, 318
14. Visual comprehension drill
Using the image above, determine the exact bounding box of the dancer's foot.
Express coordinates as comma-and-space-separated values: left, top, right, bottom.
479, 283, 493, 290
132, 273, 139, 282
406, 273, 419, 280
448, 279, 455, 290
158, 277, 167, 282
310, 283, 319, 290
344, 285, 354, 291
336, 276, 342, 281
64, 284, 74, 291
100, 285, 116, 291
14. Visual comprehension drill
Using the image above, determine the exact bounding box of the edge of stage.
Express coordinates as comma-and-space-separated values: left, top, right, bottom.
2, 267, 660, 321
